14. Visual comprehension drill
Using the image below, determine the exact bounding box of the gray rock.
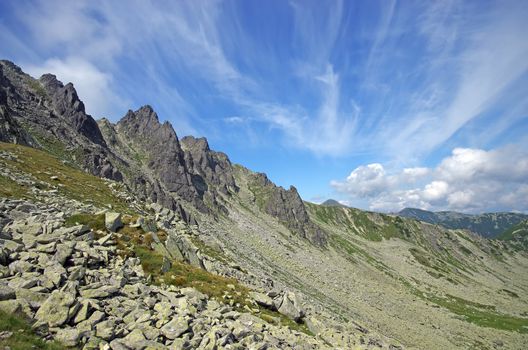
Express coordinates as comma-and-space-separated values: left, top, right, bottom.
0, 299, 22, 314
96, 319, 116, 340
0, 285, 15, 301
277, 292, 304, 322
15, 288, 48, 309
55, 327, 80, 347
105, 212, 123, 232
54, 243, 74, 265
161, 316, 189, 340
80, 285, 119, 299
249, 292, 275, 309
35, 290, 76, 327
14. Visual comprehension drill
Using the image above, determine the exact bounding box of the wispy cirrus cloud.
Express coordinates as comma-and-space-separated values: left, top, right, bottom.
1, 0, 527, 211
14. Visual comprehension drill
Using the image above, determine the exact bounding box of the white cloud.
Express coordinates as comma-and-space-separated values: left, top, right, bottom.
332, 145, 528, 213
331, 163, 388, 198
24, 57, 129, 119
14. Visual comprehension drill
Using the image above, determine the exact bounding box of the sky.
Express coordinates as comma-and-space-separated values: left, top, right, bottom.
1, 0, 527, 214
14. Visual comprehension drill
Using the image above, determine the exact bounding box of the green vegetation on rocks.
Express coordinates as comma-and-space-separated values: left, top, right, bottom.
0, 310, 66, 350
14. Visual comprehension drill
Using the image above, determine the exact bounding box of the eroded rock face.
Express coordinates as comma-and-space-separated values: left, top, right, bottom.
117, 106, 201, 206
0, 60, 123, 182
180, 136, 238, 196
250, 173, 327, 246
39, 73, 106, 146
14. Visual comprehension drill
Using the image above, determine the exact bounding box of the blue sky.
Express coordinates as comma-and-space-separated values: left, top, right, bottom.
1, 0, 528, 213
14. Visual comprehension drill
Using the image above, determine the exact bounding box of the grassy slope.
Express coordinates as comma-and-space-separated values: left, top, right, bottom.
0, 142, 130, 212
306, 202, 528, 335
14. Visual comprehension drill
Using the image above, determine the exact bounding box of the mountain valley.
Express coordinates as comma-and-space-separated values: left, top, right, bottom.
1, 60, 528, 350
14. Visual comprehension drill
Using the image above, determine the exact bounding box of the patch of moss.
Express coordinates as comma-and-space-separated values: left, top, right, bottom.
0, 310, 66, 350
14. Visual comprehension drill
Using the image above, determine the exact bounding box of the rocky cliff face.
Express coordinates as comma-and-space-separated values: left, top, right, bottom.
0, 60, 123, 182
0, 60, 325, 246
249, 173, 327, 246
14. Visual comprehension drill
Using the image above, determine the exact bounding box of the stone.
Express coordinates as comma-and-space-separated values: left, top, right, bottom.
15, 288, 48, 309
249, 292, 275, 309
96, 319, 116, 340
54, 243, 74, 265
0, 299, 22, 314
305, 316, 326, 335
121, 328, 146, 348
277, 292, 304, 322
0, 239, 24, 253
105, 212, 123, 232
0, 285, 15, 301
55, 327, 80, 347
41, 263, 66, 289
80, 285, 119, 299
72, 300, 92, 324
161, 316, 190, 340
35, 290, 76, 327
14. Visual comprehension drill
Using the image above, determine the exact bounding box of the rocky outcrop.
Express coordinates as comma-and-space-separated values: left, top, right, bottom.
250, 173, 327, 246
39, 73, 106, 146
0, 60, 123, 182
180, 136, 238, 196
0, 60, 327, 246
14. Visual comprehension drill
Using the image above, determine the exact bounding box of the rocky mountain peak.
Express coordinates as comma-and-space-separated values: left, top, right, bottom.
39, 73, 64, 94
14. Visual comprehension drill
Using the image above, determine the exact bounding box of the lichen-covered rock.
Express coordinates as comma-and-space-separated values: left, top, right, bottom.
105, 212, 123, 232
35, 290, 76, 327
278, 292, 304, 322
161, 316, 190, 340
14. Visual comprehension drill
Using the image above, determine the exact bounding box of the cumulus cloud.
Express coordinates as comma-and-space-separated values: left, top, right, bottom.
331, 145, 528, 213
331, 163, 388, 197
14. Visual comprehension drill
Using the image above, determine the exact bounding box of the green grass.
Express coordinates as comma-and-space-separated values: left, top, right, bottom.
426, 294, 528, 333
0, 142, 131, 212
65, 213, 106, 231
26, 77, 47, 98
248, 179, 274, 210
0, 175, 31, 199
306, 202, 414, 242
0, 310, 66, 350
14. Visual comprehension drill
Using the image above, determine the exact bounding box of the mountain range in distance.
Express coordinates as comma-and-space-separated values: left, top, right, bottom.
320, 200, 528, 239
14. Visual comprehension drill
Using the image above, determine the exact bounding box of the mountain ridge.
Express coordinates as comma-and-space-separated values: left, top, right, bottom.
398, 207, 528, 238
1, 59, 527, 349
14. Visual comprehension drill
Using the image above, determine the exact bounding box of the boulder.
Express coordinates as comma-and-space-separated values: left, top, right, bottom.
15, 288, 49, 309
105, 212, 123, 232
0, 299, 22, 314
96, 319, 116, 340
277, 292, 304, 322
55, 327, 80, 347
0, 285, 15, 301
161, 316, 190, 339
80, 285, 119, 299
35, 290, 76, 327
249, 292, 275, 309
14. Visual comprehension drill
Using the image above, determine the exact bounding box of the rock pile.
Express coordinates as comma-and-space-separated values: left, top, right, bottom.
0, 198, 330, 350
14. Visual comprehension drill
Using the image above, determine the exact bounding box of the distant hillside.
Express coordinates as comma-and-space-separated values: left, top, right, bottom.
498, 220, 528, 249
398, 208, 528, 238
321, 199, 348, 208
